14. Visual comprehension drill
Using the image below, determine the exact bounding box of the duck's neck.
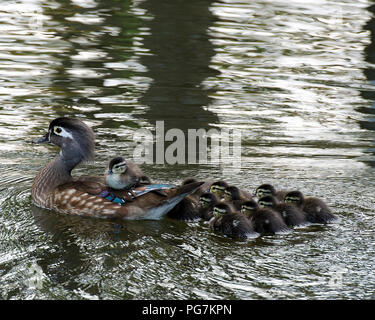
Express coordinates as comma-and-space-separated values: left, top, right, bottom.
31, 153, 81, 208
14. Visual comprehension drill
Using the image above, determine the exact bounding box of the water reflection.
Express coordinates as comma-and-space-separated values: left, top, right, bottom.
138, 0, 219, 131
359, 2, 375, 164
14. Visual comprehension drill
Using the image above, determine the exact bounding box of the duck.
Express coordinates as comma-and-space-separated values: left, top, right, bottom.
284, 190, 337, 224
31, 117, 203, 220
240, 199, 289, 234
166, 177, 213, 221
208, 202, 257, 240
209, 180, 229, 199
105, 156, 144, 190
257, 195, 307, 227
223, 185, 252, 210
255, 183, 289, 202
198, 192, 220, 221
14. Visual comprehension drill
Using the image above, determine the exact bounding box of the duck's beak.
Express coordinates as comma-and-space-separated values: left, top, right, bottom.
32, 132, 50, 144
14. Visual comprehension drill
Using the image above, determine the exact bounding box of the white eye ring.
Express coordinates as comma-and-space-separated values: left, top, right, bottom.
53, 126, 73, 139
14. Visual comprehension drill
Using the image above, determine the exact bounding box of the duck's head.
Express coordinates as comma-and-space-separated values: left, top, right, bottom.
107, 156, 127, 175
255, 183, 276, 199
223, 185, 240, 202
33, 117, 95, 164
198, 192, 220, 209
212, 202, 234, 218
105, 156, 130, 190
284, 190, 304, 206
258, 195, 277, 208
209, 180, 229, 198
241, 199, 258, 217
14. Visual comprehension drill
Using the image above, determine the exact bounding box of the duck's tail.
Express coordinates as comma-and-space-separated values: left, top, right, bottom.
141, 181, 204, 220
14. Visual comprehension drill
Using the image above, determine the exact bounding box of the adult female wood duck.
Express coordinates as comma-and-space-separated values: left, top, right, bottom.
31, 117, 203, 220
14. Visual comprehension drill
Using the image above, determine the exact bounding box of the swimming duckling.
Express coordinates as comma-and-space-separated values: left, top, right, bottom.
209, 202, 257, 240
224, 185, 252, 210
284, 190, 336, 224
209, 180, 229, 199
31, 117, 203, 220
198, 192, 220, 221
167, 177, 212, 221
240, 200, 289, 234
255, 184, 288, 202
105, 156, 143, 190
258, 195, 307, 227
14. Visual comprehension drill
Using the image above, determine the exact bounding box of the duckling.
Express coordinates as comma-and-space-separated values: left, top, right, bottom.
209, 202, 257, 240
209, 180, 229, 199
166, 177, 213, 221
255, 183, 288, 202
198, 192, 220, 221
31, 117, 203, 220
258, 195, 307, 227
240, 200, 289, 234
105, 156, 143, 190
284, 190, 336, 224
224, 185, 252, 210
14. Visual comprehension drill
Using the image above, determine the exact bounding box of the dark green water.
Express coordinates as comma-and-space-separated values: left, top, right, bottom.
0, 0, 375, 299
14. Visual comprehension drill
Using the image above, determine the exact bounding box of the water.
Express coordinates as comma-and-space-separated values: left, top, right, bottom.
0, 0, 375, 299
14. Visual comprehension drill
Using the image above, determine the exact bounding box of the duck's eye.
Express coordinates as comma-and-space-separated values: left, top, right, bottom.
54, 126, 62, 134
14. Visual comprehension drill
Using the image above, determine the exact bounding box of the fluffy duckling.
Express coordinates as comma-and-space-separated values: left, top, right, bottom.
255, 183, 288, 202
209, 202, 257, 240
284, 190, 336, 224
240, 200, 289, 234
224, 185, 252, 211
198, 192, 220, 221
105, 156, 143, 190
167, 177, 212, 221
209, 180, 229, 199
258, 195, 307, 227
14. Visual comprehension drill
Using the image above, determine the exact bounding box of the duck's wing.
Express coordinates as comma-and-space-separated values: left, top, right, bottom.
49, 180, 204, 220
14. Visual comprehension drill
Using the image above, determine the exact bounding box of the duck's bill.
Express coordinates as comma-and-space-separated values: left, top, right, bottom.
32, 132, 49, 144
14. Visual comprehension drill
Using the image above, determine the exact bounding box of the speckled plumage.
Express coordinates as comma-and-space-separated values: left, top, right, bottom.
31, 117, 202, 219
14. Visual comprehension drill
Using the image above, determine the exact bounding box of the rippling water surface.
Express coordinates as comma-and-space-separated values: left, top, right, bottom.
1, 0, 375, 299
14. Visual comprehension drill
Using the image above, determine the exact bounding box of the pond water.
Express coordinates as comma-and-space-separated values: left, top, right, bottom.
0, 0, 375, 299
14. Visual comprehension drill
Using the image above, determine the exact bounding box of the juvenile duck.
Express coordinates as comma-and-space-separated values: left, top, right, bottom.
166, 178, 213, 221
31, 117, 203, 220
240, 200, 289, 234
105, 156, 143, 190
258, 195, 307, 227
209, 180, 229, 199
209, 202, 257, 240
224, 185, 252, 210
284, 190, 336, 224
255, 184, 288, 202
198, 192, 220, 221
